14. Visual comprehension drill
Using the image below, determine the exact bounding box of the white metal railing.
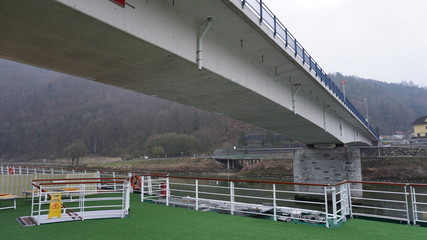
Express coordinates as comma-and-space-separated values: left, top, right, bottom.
0, 165, 74, 175
2, 165, 427, 228
136, 174, 427, 228
346, 181, 412, 225
138, 174, 343, 228
411, 185, 427, 225
30, 177, 130, 225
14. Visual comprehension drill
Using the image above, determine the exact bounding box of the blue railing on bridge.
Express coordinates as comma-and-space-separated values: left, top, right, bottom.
239, 0, 379, 140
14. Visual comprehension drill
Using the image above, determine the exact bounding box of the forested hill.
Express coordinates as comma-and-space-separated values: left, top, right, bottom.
0, 58, 426, 159
329, 73, 427, 135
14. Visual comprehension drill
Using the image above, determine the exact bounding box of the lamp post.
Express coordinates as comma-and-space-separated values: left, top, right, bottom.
364, 98, 369, 124
341, 80, 347, 98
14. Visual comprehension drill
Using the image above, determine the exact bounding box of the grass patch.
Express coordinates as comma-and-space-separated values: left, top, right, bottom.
88, 157, 223, 173
1, 194, 426, 240
240, 158, 293, 177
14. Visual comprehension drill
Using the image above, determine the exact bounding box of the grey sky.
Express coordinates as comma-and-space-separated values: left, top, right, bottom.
263, 0, 427, 87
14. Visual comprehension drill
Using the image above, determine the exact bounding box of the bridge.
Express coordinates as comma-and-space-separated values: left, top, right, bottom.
0, 0, 379, 186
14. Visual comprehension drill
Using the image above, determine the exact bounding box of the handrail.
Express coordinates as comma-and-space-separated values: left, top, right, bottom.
32, 177, 126, 182
135, 173, 329, 187
239, 0, 379, 140
3, 164, 427, 187
345, 180, 407, 187
37, 181, 126, 186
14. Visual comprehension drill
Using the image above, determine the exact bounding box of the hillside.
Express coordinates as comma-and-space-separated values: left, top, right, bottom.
330, 73, 427, 135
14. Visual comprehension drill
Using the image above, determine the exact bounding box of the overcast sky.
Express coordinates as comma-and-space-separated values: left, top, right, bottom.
263, 0, 427, 87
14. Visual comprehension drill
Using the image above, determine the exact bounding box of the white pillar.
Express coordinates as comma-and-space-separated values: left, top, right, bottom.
141, 176, 145, 202
273, 184, 277, 221
230, 181, 235, 215
195, 179, 199, 210
166, 177, 170, 206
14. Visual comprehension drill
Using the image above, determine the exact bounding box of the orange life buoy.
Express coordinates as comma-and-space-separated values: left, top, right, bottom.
8, 167, 14, 175
131, 174, 142, 190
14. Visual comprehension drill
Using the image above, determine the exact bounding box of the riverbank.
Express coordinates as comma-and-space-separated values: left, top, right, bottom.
2, 155, 426, 182
85, 156, 426, 182
362, 156, 427, 182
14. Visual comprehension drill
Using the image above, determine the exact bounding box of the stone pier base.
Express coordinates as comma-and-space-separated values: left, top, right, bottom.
293, 147, 362, 198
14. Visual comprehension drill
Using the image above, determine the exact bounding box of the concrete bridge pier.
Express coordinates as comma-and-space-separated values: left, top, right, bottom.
293, 146, 362, 198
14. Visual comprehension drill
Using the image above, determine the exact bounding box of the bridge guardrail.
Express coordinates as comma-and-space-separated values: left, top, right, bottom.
239, 0, 379, 140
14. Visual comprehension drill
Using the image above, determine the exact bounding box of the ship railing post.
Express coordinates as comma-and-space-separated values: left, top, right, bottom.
30, 182, 35, 217
324, 187, 329, 228
126, 173, 131, 213
148, 176, 153, 195
141, 176, 145, 202
166, 177, 170, 207
340, 183, 349, 221
411, 186, 417, 226
95, 171, 100, 189
38, 185, 42, 225
113, 172, 117, 190
347, 182, 353, 218
195, 179, 199, 211
273, 184, 277, 221
404, 184, 411, 225
230, 181, 235, 215
332, 186, 337, 225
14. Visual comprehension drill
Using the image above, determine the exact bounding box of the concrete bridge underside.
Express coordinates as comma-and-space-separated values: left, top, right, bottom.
0, 0, 376, 146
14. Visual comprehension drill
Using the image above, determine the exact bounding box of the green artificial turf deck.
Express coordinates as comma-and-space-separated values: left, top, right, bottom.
1, 194, 426, 240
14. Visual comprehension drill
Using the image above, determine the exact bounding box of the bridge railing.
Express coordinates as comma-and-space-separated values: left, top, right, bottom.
239, 0, 379, 140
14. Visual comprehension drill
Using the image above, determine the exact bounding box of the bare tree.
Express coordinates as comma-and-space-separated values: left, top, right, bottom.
64, 140, 88, 166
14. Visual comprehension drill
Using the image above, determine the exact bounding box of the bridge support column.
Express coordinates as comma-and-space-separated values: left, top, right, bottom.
293, 147, 362, 198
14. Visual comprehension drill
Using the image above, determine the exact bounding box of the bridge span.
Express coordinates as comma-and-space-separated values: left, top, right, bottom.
0, 0, 380, 186
0, 0, 378, 145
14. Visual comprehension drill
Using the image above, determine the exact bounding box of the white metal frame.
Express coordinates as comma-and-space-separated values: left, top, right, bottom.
30, 177, 130, 225
0, 194, 18, 210
139, 174, 342, 228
